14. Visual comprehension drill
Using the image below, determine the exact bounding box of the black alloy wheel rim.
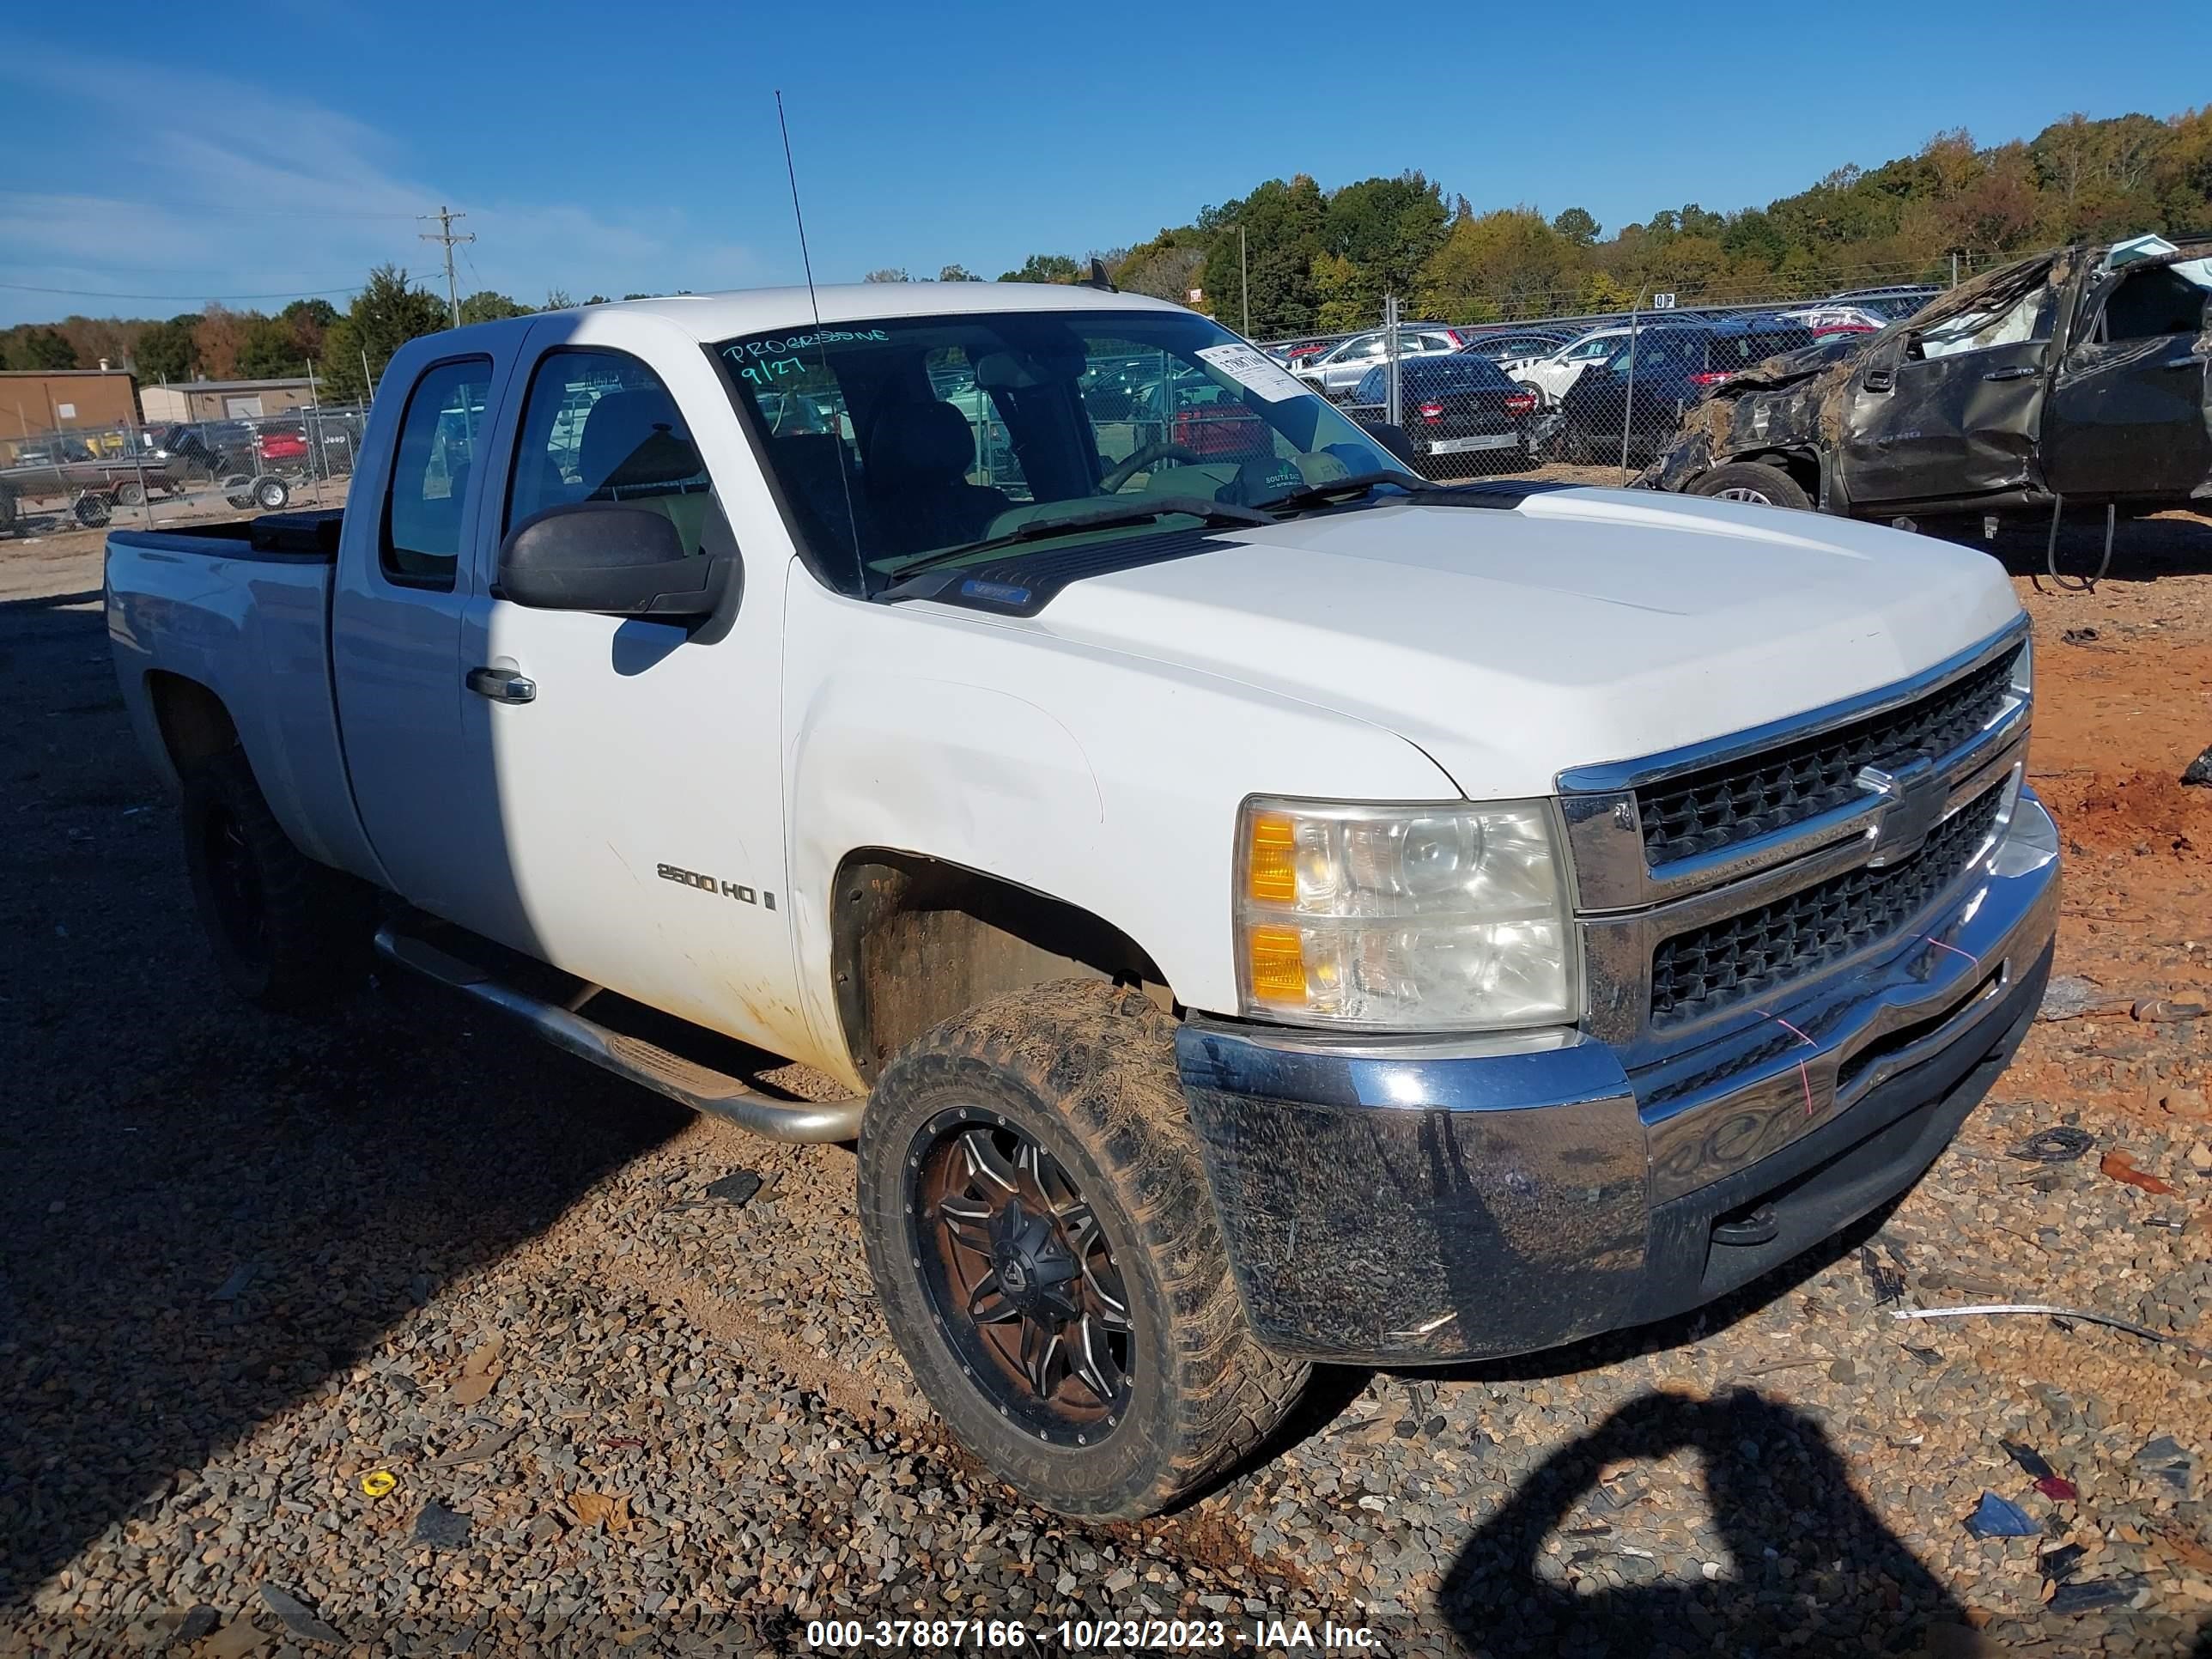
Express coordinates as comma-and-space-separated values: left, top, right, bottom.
909, 1108, 1133, 1446
203, 808, 269, 967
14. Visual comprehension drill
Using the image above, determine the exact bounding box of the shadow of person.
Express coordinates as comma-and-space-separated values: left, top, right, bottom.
1435, 1389, 1975, 1658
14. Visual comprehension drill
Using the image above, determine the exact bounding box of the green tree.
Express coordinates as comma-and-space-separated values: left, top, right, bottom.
7, 326, 77, 370
1199, 175, 1327, 335
235, 315, 304, 379
318, 265, 450, 401
1552, 207, 1601, 246
998, 253, 1081, 283
1321, 173, 1449, 304
459, 291, 530, 325
864, 267, 912, 283
937, 264, 981, 282
133, 315, 200, 382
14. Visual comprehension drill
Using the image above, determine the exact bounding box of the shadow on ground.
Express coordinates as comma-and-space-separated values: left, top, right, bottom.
0, 590, 691, 1604
1435, 1389, 1973, 1657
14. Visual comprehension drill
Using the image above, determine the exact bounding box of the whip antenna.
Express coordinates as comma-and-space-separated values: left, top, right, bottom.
775, 90, 866, 595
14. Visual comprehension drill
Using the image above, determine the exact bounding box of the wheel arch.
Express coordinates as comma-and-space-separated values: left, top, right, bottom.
829, 848, 1172, 1086
1711, 446, 1826, 507
144, 669, 241, 782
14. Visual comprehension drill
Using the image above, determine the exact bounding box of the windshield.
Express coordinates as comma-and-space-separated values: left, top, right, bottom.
718, 308, 1409, 593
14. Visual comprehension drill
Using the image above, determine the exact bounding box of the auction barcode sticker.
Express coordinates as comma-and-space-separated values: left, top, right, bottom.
1194, 343, 1313, 403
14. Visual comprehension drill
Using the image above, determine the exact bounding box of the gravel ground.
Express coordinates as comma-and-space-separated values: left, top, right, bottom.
4, 513, 2212, 1658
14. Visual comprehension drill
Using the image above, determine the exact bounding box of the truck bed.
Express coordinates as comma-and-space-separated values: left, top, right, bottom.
105, 507, 380, 878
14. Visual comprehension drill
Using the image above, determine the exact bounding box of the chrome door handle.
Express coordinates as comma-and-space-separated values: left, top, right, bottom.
465, 666, 536, 704
1981, 366, 2034, 381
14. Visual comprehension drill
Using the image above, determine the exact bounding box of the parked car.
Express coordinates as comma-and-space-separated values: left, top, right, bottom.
106, 282, 2057, 1522
1825, 285, 1941, 322
1455, 327, 1577, 367
1293, 325, 1467, 399
1649, 239, 2212, 515
1780, 303, 1889, 336
1497, 325, 1642, 403
1554, 316, 1819, 464
1346, 355, 1539, 476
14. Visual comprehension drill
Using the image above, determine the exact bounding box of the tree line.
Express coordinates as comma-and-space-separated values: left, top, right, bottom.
996, 106, 2211, 337
5, 104, 2205, 391
0, 270, 675, 404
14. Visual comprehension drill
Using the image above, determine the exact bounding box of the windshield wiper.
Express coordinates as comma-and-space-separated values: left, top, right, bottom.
1255, 470, 1419, 515
884, 496, 1273, 584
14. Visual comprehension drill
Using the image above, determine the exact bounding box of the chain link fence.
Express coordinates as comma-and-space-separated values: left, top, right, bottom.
0, 404, 367, 537
1261, 275, 1960, 484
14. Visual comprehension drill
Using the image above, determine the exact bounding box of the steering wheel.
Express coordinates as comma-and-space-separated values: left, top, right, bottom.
1099, 441, 1202, 494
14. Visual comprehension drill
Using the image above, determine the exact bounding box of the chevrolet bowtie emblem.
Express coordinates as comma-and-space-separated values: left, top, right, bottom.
1856, 757, 1945, 866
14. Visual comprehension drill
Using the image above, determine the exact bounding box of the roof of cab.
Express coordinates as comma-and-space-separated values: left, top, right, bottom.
555, 281, 1189, 343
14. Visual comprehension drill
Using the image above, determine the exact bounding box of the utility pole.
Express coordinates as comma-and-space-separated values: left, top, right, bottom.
1239, 225, 1249, 337
419, 204, 475, 328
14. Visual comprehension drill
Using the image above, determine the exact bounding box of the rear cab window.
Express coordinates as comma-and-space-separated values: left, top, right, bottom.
382, 357, 492, 589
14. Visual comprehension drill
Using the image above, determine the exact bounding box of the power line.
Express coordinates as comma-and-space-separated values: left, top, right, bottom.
0, 187, 425, 222
0, 279, 363, 302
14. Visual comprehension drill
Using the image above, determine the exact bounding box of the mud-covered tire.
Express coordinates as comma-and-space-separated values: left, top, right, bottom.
180, 749, 374, 1013
858, 980, 1308, 1519
1689, 460, 1811, 512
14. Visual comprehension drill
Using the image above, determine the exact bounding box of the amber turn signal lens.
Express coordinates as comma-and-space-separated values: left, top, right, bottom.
1248, 813, 1297, 905
1245, 924, 1307, 1005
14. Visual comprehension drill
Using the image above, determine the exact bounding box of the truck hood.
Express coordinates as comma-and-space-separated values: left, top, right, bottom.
1025, 487, 2021, 799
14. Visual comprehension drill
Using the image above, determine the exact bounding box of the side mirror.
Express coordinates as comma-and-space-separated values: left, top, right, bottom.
1354, 417, 1419, 470
498, 502, 731, 620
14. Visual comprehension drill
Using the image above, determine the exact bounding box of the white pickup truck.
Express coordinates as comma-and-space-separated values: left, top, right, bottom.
106, 282, 2058, 1520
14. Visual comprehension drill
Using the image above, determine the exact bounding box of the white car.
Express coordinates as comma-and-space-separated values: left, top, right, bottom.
106, 279, 2057, 1524
1291, 325, 1466, 398
1497, 325, 1640, 402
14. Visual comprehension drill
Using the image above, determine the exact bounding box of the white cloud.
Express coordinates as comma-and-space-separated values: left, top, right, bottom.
0, 53, 752, 324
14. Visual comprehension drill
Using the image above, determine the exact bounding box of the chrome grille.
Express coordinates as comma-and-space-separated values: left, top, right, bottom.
1638, 644, 2021, 867
1648, 783, 2006, 1028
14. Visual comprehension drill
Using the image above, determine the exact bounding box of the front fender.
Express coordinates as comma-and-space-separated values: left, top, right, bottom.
781, 586, 1459, 1073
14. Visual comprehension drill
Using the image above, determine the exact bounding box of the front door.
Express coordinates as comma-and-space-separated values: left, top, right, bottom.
1838, 276, 2058, 507
449, 319, 808, 1060
2044, 264, 2212, 502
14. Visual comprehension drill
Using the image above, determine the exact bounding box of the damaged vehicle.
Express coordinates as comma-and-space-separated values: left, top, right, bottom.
1647, 238, 2212, 518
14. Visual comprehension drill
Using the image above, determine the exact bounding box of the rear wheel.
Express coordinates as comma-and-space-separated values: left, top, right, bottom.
858, 981, 1307, 1519
181, 750, 374, 1012
1689, 460, 1811, 512
72, 491, 112, 529
112, 478, 146, 507
251, 474, 290, 511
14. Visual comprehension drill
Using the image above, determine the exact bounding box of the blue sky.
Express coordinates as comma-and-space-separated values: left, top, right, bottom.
3, 0, 2209, 327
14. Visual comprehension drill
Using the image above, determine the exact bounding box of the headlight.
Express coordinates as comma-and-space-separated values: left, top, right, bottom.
1234, 797, 1577, 1031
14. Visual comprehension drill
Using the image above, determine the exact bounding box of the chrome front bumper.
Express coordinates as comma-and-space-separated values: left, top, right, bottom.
1176, 792, 2059, 1364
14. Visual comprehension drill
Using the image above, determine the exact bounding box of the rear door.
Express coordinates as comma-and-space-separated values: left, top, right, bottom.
1838, 279, 2057, 507
331, 348, 513, 927
2042, 261, 2212, 502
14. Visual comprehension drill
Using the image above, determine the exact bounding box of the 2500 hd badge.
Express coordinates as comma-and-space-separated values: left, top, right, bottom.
656, 860, 776, 910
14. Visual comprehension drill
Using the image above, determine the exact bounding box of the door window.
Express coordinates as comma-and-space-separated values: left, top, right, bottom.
382, 356, 493, 589
505, 349, 725, 557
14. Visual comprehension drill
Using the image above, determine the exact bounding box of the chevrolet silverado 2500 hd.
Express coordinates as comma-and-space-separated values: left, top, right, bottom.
106, 283, 2058, 1519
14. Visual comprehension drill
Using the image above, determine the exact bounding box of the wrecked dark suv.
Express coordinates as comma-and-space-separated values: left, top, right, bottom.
1645, 239, 2212, 520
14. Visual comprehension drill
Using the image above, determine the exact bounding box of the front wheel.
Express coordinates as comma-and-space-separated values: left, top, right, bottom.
858, 981, 1307, 1519
1688, 460, 1811, 512
250, 474, 290, 511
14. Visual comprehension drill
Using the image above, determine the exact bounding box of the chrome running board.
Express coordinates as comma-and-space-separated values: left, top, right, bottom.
373, 925, 862, 1144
